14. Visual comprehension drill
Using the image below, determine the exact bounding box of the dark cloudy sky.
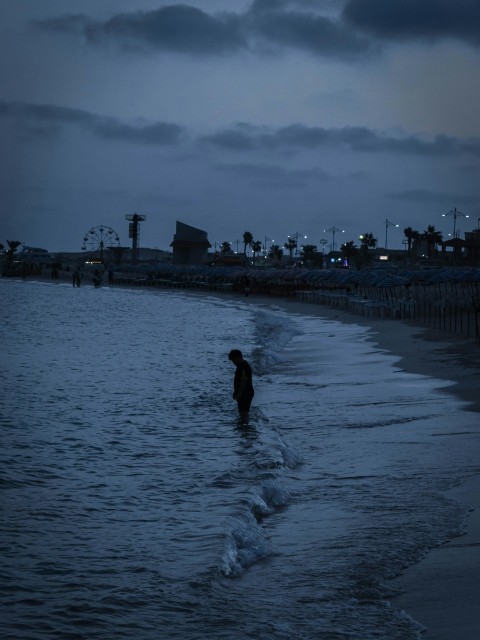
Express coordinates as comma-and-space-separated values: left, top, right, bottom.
1, 0, 479, 252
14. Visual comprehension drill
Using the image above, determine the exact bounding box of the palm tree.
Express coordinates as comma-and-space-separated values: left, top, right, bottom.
360, 233, 377, 255
5, 240, 22, 269
6, 239, 21, 252
403, 227, 420, 257
284, 237, 297, 260
7, 240, 22, 262
299, 244, 318, 264
421, 225, 443, 260
243, 231, 253, 256
220, 241, 233, 254
341, 241, 358, 265
358, 233, 377, 267
251, 240, 262, 265
268, 244, 284, 263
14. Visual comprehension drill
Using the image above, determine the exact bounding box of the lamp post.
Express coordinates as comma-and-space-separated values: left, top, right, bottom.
385, 219, 399, 251
289, 232, 307, 258
442, 207, 469, 238
325, 226, 344, 252
264, 236, 274, 256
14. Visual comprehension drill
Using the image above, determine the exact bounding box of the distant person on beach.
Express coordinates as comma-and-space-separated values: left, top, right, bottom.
243, 276, 251, 297
72, 270, 81, 287
92, 269, 102, 287
108, 268, 114, 284
228, 349, 254, 423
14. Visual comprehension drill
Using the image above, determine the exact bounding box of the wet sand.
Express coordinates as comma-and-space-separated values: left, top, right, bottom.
231, 292, 480, 412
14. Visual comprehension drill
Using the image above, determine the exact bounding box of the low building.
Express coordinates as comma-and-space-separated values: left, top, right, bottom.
463, 229, 480, 266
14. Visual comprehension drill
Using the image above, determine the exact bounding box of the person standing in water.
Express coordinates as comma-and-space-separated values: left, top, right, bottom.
228, 349, 254, 423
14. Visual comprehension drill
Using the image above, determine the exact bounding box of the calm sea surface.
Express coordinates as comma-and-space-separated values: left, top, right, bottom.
1, 278, 479, 639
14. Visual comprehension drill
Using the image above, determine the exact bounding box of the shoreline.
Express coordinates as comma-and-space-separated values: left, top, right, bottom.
202, 288, 480, 412
206, 289, 480, 639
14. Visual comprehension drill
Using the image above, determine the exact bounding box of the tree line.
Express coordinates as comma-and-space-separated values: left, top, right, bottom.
216, 226, 444, 265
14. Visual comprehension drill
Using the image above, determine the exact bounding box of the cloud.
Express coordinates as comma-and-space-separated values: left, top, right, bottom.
4, 101, 480, 158
94, 120, 184, 145
202, 123, 480, 156
35, 6, 246, 56
342, 0, 480, 46
34, 1, 371, 58
200, 123, 261, 151
33, 0, 480, 60
246, 0, 373, 57
0, 102, 185, 146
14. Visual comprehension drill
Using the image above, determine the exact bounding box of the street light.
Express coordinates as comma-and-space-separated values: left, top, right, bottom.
385, 219, 399, 251
325, 226, 344, 252
442, 207, 469, 238
289, 232, 307, 258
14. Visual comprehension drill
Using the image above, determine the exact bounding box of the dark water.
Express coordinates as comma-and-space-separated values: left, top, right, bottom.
1, 279, 479, 639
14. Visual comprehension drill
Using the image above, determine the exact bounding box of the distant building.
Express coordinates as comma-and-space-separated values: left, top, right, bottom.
462, 229, 480, 266
107, 247, 170, 264
54, 247, 171, 268
170, 221, 211, 265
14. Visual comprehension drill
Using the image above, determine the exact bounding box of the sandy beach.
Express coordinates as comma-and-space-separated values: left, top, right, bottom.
208, 289, 480, 640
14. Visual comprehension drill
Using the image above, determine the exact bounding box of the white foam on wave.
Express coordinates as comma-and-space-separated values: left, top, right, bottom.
276, 434, 304, 469
250, 309, 301, 375
221, 512, 274, 577
260, 479, 291, 509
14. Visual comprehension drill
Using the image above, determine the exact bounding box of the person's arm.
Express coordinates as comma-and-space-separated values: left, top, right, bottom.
234, 365, 249, 399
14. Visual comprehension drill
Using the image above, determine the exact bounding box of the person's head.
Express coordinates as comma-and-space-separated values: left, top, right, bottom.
228, 349, 243, 363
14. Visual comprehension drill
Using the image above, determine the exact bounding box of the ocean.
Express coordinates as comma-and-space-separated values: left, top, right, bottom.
1, 277, 479, 640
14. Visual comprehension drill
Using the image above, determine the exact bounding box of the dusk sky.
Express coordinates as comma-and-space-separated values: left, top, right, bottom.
1, 0, 479, 253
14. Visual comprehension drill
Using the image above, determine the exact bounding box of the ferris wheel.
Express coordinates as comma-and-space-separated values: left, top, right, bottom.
82, 225, 120, 261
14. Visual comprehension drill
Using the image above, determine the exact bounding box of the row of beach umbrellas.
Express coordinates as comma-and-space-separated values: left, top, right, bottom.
117, 263, 480, 287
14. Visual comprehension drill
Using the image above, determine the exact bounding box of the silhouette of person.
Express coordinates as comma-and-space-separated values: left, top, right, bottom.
228, 349, 254, 424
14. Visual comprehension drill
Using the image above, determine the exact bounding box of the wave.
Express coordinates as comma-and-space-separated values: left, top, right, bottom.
249, 309, 301, 375
218, 421, 303, 577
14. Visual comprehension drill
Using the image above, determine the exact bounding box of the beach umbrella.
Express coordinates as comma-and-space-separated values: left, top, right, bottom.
375, 275, 410, 287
